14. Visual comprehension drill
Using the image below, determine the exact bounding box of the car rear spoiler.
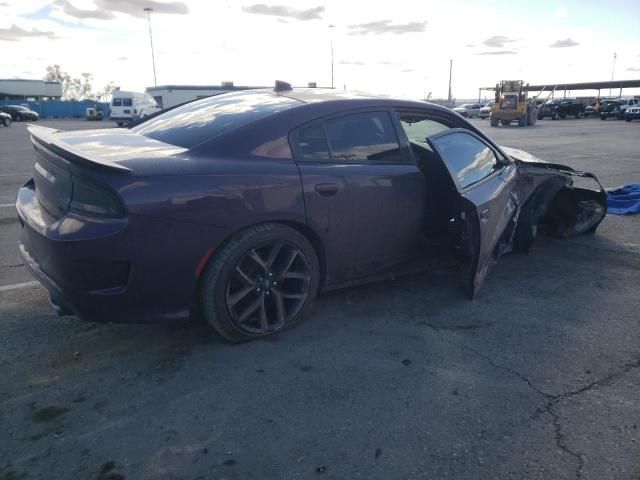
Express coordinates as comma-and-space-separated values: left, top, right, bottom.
27, 125, 133, 174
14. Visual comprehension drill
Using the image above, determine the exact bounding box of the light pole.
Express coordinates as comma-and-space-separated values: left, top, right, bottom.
608, 52, 617, 98
144, 7, 157, 86
329, 24, 335, 89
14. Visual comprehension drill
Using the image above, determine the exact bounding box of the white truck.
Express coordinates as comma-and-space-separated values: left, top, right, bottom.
109, 91, 160, 126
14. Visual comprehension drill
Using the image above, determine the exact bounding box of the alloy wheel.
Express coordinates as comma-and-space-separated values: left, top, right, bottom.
224, 240, 312, 334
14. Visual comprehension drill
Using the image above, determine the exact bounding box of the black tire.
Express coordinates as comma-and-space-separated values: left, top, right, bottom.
2, 117, 10, 127
16, 114, 23, 121
518, 115, 527, 127
116, 122, 123, 127
560, 114, 566, 119
490, 116, 499, 127
600, 115, 607, 120
199, 223, 320, 343
626, 118, 632, 122
575, 111, 583, 119
500, 120, 511, 126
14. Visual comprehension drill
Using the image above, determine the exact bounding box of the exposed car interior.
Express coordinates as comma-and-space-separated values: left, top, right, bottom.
398, 114, 459, 239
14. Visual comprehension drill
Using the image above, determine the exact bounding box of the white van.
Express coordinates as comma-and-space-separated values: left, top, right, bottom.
109, 91, 160, 126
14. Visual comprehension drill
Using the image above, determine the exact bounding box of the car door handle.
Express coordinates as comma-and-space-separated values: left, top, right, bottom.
480, 209, 490, 222
315, 183, 339, 197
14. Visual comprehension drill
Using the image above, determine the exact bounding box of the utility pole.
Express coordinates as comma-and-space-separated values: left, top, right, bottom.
447, 59, 453, 107
144, 7, 157, 86
608, 52, 617, 98
329, 24, 335, 89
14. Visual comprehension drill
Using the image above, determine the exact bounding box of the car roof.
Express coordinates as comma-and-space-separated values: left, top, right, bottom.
271, 88, 453, 114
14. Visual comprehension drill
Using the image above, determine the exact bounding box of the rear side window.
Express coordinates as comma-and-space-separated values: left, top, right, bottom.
112, 98, 122, 106
132, 91, 300, 148
324, 111, 401, 162
297, 122, 330, 160
123, 98, 133, 107
430, 132, 500, 190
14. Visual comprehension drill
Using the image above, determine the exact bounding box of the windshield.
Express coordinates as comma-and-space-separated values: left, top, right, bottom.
132, 91, 300, 148
459, 104, 474, 108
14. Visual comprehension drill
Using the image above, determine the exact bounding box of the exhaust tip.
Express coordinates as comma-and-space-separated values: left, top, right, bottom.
49, 297, 72, 317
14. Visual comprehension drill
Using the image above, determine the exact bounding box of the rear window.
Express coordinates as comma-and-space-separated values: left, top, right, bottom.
132, 91, 300, 148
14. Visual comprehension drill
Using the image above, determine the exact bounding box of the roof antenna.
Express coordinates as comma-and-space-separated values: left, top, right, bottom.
274, 80, 292, 92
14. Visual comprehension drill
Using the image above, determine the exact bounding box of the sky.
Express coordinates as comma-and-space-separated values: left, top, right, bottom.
1, 0, 640, 100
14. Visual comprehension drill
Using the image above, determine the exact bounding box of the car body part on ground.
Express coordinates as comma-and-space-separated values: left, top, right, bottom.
490, 80, 537, 127
16, 88, 607, 341
606, 184, 640, 215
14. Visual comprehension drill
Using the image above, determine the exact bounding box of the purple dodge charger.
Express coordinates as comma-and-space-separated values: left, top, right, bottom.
17, 84, 607, 342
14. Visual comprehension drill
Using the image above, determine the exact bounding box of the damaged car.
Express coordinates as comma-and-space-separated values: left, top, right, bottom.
16, 84, 607, 342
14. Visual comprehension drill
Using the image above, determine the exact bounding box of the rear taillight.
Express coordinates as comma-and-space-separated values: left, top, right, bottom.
69, 179, 124, 218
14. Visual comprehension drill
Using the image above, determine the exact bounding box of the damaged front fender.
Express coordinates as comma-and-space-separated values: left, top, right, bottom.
503, 146, 607, 252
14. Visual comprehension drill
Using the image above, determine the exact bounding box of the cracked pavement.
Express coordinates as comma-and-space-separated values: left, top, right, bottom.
1, 119, 639, 479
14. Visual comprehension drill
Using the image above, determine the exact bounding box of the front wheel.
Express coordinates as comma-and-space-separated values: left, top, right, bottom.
2, 117, 10, 127
199, 223, 320, 342
626, 118, 632, 122
490, 116, 499, 127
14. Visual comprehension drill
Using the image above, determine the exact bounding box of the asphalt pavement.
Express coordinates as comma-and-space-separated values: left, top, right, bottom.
1, 117, 639, 480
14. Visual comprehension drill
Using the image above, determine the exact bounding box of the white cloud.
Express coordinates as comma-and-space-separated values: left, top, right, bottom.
554, 7, 568, 18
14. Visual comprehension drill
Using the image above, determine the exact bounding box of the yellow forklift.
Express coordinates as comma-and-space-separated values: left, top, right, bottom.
490, 80, 538, 127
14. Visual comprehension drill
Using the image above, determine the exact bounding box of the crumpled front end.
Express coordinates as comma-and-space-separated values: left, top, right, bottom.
503, 146, 607, 252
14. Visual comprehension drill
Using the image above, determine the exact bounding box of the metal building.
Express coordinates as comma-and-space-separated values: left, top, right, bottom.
0, 79, 63, 101
145, 83, 265, 109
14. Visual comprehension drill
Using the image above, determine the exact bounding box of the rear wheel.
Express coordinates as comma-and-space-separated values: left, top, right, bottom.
626, 118, 632, 122
500, 120, 511, 126
600, 115, 607, 120
2, 117, 10, 127
490, 116, 499, 127
199, 223, 320, 343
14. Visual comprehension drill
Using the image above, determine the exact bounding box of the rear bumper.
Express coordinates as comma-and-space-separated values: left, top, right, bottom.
16, 181, 216, 324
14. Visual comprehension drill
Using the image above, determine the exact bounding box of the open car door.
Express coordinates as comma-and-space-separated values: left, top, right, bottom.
428, 129, 520, 297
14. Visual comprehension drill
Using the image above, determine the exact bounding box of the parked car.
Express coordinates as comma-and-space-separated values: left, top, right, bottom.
0, 105, 39, 121
0, 111, 11, 127
453, 103, 483, 118
617, 98, 640, 119
479, 102, 493, 119
109, 91, 160, 126
537, 98, 586, 120
17, 86, 607, 342
599, 100, 624, 120
624, 105, 640, 122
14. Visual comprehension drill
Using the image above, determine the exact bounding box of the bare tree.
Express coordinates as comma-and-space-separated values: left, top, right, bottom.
95, 81, 117, 103
44, 65, 104, 101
